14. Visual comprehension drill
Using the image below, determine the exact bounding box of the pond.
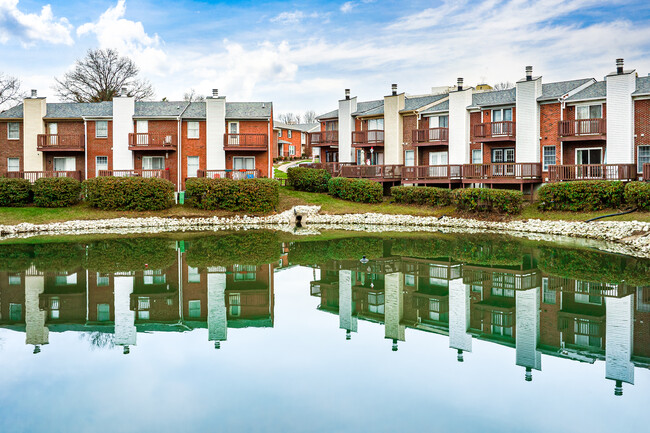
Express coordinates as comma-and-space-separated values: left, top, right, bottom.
0, 231, 649, 432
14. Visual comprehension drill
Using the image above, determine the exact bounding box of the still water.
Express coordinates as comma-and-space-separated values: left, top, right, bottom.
0, 231, 649, 432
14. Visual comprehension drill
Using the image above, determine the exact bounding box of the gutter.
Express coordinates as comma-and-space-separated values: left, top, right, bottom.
176, 102, 192, 193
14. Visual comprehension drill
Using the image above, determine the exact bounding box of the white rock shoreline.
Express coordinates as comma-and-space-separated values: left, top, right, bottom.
1, 206, 649, 258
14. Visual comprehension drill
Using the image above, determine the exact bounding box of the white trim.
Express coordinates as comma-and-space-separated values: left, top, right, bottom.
7, 122, 20, 140
95, 120, 109, 138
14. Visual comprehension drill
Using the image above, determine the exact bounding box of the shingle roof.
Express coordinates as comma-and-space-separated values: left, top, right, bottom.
45, 102, 113, 118
538, 78, 594, 101
420, 99, 449, 114
315, 109, 338, 120
275, 122, 319, 132
225, 101, 272, 119
471, 88, 516, 107
352, 99, 384, 116
566, 81, 606, 101
401, 94, 447, 112
633, 76, 650, 96
0, 103, 24, 119
135, 101, 189, 117
182, 102, 206, 118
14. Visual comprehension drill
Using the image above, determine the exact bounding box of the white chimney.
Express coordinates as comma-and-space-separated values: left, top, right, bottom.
31, 89, 38, 98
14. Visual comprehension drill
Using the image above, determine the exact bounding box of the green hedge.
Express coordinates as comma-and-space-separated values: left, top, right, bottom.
186, 178, 279, 213
84, 177, 174, 211
538, 181, 625, 211
186, 232, 281, 267
328, 177, 382, 203
287, 167, 331, 192
0, 178, 31, 207
85, 238, 177, 273
624, 181, 650, 211
288, 237, 385, 265
453, 188, 523, 214
33, 177, 82, 207
391, 186, 452, 206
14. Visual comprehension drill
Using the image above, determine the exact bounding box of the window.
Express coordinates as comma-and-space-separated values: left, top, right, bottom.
137, 297, 150, 320
326, 121, 338, 131
96, 121, 108, 138
144, 269, 166, 285
55, 273, 77, 285
9, 303, 22, 321
7, 157, 19, 172
492, 108, 513, 122
472, 149, 482, 164
542, 278, 556, 304
229, 122, 239, 134
229, 294, 241, 317
576, 104, 602, 119
187, 156, 200, 178
491, 312, 513, 337
9, 275, 21, 285
188, 266, 201, 283
575, 281, 603, 305
50, 297, 60, 320
357, 149, 364, 164
97, 304, 110, 322
95, 156, 108, 177
437, 115, 449, 128
368, 292, 384, 314
638, 145, 650, 173
143, 156, 164, 170
492, 148, 515, 163
289, 145, 296, 156
96, 272, 109, 286
543, 146, 556, 171
288, 130, 292, 138
233, 157, 255, 170
188, 300, 201, 318
136, 120, 148, 133
404, 150, 415, 167
368, 118, 384, 130
54, 157, 76, 172
187, 121, 200, 139
404, 274, 415, 286
278, 129, 282, 137
301, 132, 306, 145
8, 122, 20, 140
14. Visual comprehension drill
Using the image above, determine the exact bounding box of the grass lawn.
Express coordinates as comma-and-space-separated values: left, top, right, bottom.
273, 168, 288, 179
2, 187, 649, 225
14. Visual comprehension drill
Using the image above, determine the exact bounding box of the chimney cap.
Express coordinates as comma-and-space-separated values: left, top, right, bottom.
31, 89, 37, 98
391, 83, 397, 96
525, 65, 533, 80
212, 89, 219, 98
345, 88, 350, 100
121, 87, 128, 96
457, 77, 464, 90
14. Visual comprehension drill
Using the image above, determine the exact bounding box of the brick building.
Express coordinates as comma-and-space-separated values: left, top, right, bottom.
273, 122, 318, 159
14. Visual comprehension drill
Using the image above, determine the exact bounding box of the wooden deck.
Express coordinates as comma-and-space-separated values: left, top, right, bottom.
548, 164, 636, 182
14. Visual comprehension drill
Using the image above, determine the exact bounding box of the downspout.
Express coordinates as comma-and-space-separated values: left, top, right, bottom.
177, 102, 192, 193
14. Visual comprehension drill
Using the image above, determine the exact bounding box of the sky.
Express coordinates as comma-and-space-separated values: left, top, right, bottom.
1, 0, 650, 116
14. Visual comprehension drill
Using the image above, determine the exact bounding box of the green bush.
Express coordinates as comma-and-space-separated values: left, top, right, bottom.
186, 232, 281, 267
287, 167, 331, 192
624, 181, 650, 211
537, 181, 625, 211
453, 188, 523, 214
85, 237, 178, 273
186, 178, 279, 213
327, 177, 382, 203
0, 178, 31, 207
391, 186, 452, 206
32, 177, 81, 207
84, 176, 174, 211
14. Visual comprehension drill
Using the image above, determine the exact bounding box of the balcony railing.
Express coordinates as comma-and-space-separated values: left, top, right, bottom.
128, 133, 177, 150
339, 164, 402, 180
412, 128, 449, 144
98, 169, 170, 180
644, 163, 650, 181
473, 121, 516, 140
300, 162, 353, 177
37, 134, 84, 151
401, 165, 462, 182
558, 118, 606, 138
352, 130, 384, 147
224, 134, 268, 149
462, 163, 541, 180
0, 170, 82, 183
309, 131, 338, 146
196, 169, 261, 180
548, 164, 636, 182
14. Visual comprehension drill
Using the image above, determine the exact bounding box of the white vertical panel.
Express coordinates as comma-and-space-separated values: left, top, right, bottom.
206, 97, 226, 170
515, 77, 542, 163
384, 272, 405, 342
339, 270, 357, 334
114, 276, 136, 349
25, 276, 48, 347
606, 71, 636, 164
515, 287, 541, 373
383, 93, 405, 165
605, 295, 634, 386
338, 97, 357, 163
208, 272, 228, 343
449, 278, 472, 354
448, 89, 473, 164
112, 96, 135, 170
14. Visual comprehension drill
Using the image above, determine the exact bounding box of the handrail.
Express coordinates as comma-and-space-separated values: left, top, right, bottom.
339, 164, 402, 179
37, 134, 84, 150
98, 169, 171, 180
412, 128, 449, 143
309, 131, 338, 146
196, 169, 261, 180
352, 130, 384, 145
224, 133, 267, 147
128, 133, 177, 149
401, 164, 462, 180
558, 118, 606, 137
548, 164, 636, 182
462, 163, 541, 179
0, 170, 82, 183
473, 121, 515, 139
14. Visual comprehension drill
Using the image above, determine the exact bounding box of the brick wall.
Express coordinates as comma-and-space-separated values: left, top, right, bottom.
540, 103, 561, 174
87, 120, 113, 178
132, 120, 179, 187
634, 99, 650, 174
225, 120, 271, 177
0, 121, 24, 172
180, 120, 206, 189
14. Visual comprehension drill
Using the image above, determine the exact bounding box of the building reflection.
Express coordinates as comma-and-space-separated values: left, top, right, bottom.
307, 242, 649, 396
0, 243, 275, 354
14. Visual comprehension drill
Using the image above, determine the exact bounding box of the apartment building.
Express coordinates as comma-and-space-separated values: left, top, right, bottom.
273, 121, 318, 159
309, 59, 650, 189
0, 89, 274, 191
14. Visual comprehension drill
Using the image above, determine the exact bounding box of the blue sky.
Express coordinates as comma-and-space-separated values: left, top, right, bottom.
1, 0, 650, 115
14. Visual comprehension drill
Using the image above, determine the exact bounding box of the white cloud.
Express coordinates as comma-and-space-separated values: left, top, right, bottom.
340, 2, 356, 13
269, 10, 324, 24
77, 0, 169, 74
0, 0, 73, 46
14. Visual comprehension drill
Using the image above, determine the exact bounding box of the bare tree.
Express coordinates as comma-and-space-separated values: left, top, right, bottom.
54, 48, 155, 102
183, 89, 205, 102
0, 73, 23, 109
492, 81, 514, 91
80, 332, 115, 350
278, 112, 301, 124
303, 110, 317, 124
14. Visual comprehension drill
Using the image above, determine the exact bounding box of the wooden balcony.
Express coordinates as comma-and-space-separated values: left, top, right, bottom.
300, 162, 353, 177
1, 170, 82, 183
644, 163, 650, 181
339, 164, 402, 180
196, 169, 261, 180
98, 169, 170, 180
401, 165, 462, 184
224, 133, 268, 150
547, 164, 636, 182
37, 134, 84, 151
462, 163, 541, 183
412, 128, 449, 145
352, 130, 384, 147
558, 118, 606, 140
309, 131, 338, 147
473, 121, 515, 141
128, 133, 177, 151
